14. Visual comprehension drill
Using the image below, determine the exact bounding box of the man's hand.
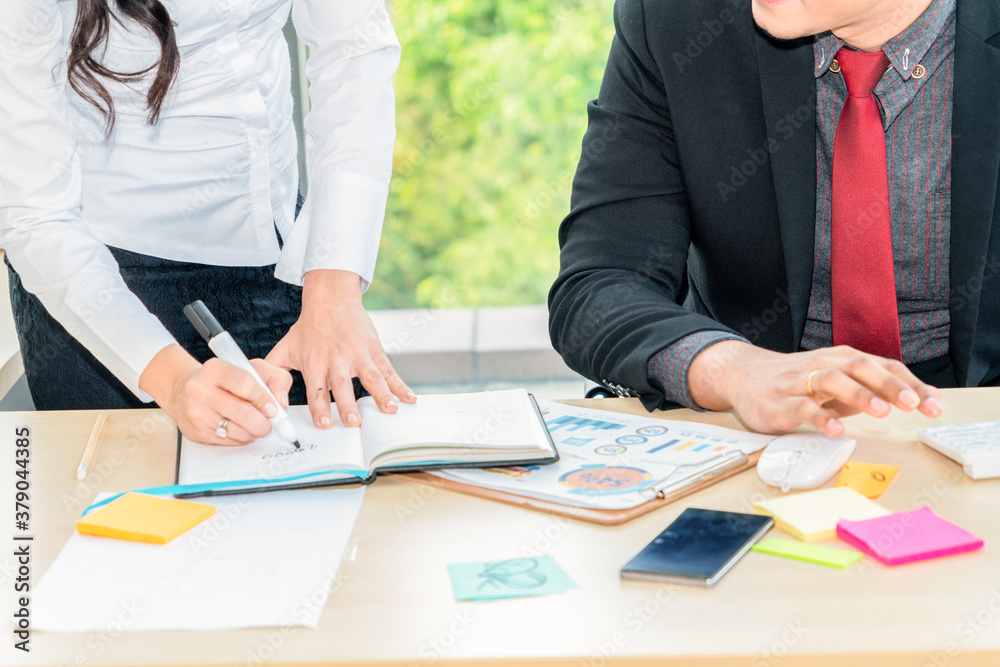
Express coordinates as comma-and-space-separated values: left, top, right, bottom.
687, 341, 943, 436
266, 269, 416, 429
140, 344, 293, 445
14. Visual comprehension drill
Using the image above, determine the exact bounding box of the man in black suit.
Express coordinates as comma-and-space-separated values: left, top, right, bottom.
549, 0, 1000, 434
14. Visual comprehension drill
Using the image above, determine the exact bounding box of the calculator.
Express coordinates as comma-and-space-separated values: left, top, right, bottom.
917, 421, 1000, 479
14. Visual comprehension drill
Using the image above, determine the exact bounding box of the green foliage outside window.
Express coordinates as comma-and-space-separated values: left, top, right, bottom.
364, 0, 615, 310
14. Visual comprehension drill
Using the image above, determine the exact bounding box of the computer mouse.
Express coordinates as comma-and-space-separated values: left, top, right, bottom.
756, 433, 857, 492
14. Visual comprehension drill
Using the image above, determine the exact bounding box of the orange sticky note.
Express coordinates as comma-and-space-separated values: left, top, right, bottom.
835, 461, 899, 499
76, 493, 215, 544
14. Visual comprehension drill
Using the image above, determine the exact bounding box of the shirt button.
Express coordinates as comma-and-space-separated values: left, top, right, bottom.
911, 63, 927, 79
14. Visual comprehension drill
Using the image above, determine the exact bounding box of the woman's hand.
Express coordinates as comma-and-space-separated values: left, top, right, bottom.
140, 344, 293, 445
266, 269, 416, 429
687, 341, 943, 436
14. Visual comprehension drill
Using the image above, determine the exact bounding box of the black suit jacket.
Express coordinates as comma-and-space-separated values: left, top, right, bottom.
549, 0, 1000, 410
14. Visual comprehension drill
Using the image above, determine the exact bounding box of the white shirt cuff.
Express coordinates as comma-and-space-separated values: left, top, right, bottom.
274, 171, 388, 290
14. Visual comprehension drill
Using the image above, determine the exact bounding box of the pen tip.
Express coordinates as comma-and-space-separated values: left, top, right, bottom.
293, 440, 301, 450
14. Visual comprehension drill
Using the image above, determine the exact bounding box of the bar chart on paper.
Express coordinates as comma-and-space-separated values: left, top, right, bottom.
543, 414, 627, 434
648, 437, 746, 455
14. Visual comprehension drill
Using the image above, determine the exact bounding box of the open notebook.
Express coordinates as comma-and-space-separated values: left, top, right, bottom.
174, 389, 556, 496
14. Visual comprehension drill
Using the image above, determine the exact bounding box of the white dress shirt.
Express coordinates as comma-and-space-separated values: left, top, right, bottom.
0, 0, 399, 400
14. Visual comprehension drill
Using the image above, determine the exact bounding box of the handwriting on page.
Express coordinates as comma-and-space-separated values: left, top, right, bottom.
260, 444, 318, 461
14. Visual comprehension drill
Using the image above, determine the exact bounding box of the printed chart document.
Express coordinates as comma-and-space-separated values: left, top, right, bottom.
176, 389, 556, 495
34, 488, 365, 632
428, 399, 775, 510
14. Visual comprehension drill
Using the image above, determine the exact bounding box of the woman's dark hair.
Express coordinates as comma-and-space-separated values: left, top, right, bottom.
68, 0, 179, 135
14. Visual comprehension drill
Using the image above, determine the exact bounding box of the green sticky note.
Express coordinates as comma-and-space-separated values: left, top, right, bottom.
448, 555, 577, 601
752, 537, 862, 569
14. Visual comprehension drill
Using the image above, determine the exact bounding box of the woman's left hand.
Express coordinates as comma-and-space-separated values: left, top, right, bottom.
266, 269, 416, 429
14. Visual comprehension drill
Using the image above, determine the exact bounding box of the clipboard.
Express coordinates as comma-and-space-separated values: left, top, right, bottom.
395, 449, 762, 526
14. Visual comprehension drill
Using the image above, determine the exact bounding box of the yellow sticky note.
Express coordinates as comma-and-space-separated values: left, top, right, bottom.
754, 487, 890, 542
835, 461, 899, 498
76, 493, 215, 545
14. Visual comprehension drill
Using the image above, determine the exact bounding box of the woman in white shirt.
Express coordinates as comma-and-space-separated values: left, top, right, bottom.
0, 0, 414, 444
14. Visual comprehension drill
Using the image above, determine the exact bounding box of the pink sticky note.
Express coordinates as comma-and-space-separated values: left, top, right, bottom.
836, 506, 983, 566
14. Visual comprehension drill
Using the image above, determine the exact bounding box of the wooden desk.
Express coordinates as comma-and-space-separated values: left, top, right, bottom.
6, 390, 1000, 666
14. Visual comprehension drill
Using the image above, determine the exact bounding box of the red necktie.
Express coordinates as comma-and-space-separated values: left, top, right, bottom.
830, 48, 902, 361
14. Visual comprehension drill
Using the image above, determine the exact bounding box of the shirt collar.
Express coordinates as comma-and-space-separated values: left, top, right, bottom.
814, 32, 842, 77
813, 0, 955, 79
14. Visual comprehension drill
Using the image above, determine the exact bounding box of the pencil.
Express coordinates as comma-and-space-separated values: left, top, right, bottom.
76, 410, 108, 481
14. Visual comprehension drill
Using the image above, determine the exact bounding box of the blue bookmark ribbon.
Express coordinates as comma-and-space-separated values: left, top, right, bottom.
81, 468, 371, 516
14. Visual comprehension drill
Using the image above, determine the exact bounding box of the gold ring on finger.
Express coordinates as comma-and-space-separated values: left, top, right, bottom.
806, 370, 820, 398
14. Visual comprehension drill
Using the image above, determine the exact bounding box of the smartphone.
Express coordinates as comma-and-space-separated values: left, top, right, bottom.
620, 508, 773, 587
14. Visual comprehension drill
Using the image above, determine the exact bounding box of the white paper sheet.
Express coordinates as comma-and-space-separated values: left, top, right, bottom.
34, 488, 364, 632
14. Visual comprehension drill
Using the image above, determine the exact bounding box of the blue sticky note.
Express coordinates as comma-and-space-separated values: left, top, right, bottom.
448, 556, 577, 601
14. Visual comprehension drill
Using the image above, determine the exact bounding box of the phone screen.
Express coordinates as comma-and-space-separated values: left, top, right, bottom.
621, 508, 773, 586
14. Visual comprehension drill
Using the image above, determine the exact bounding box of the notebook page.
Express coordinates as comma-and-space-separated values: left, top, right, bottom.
178, 406, 366, 484
359, 389, 542, 467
